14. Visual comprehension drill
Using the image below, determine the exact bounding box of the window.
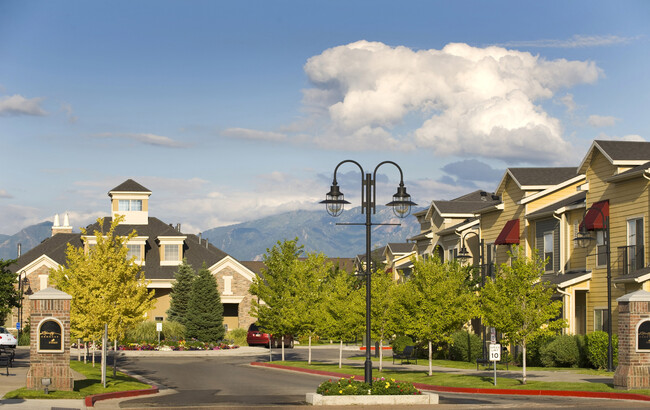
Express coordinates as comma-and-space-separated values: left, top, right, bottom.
627, 218, 644, 272
448, 248, 456, 262
594, 308, 609, 332
126, 244, 141, 262
164, 244, 179, 261
118, 199, 142, 211
596, 230, 607, 267
544, 232, 553, 272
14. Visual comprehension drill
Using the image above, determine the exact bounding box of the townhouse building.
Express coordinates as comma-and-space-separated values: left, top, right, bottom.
414, 139, 650, 338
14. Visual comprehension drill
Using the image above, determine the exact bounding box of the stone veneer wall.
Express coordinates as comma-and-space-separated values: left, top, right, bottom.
614, 290, 650, 390
215, 265, 256, 331
26, 289, 74, 391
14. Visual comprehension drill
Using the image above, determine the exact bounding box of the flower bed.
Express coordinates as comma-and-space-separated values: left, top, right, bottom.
119, 341, 239, 351
316, 376, 420, 396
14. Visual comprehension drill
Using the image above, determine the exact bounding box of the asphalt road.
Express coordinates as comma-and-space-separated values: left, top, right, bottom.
110, 346, 649, 409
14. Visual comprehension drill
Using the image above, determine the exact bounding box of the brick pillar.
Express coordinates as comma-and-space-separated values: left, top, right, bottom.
26, 288, 74, 391
614, 289, 650, 390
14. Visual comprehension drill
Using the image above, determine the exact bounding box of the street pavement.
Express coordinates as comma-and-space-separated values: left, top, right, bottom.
0, 344, 647, 409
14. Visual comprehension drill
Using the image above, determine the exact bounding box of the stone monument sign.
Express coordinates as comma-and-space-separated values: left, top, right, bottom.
614, 289, 650, 390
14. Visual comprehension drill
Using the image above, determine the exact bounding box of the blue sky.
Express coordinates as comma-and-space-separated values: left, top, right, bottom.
1, 0, 649, 235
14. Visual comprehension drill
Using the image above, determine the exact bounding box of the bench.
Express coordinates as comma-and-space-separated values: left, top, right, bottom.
392, 345, 417, 365
0, 347, 14, 367
0, 354, 9, 376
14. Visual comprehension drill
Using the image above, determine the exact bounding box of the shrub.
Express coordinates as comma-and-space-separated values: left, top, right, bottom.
226, 328, 248, 346
18, 324, 30, 346
449, 330, 482, 362
125, 320, 186, 343
540, 334, 580, 368
586, 331, 618, 370
575, 334, 588, 368
316, 377, 420, 396
526, 333, 556, 367
391, 335, 413, 353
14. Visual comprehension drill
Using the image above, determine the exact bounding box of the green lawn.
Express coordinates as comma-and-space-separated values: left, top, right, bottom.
349, 354, 614, 375
3, 360, 152, 400
271, 360, 650, 396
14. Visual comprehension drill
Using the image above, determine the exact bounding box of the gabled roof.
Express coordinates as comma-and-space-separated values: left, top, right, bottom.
578, 140, 650, 174
436, 217, 479, 237
606, 161, 650, 183
386, 243, 415, 254
109, 179, 152, 194
526, 192, 586, 220
541, 270, 591, 288
431, 190, 501, 217
496, 168, 577, 194
10, 217, 232, 281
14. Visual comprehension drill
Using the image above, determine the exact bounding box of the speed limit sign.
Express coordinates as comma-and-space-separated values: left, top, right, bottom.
489, 344, 501, 361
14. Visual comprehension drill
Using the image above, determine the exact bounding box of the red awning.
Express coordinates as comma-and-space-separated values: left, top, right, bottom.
495, 219, 520, 245
580, 200, 609, 230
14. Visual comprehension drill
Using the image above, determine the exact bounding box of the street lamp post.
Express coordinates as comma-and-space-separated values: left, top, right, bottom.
456, 232, 486, 361
18, 270, 33, 340
322, 160, 416, 385
574, 207, 613, 372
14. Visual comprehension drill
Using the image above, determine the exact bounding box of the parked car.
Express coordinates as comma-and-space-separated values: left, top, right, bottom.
0, 327, 17, 348
246, 323, 294, 348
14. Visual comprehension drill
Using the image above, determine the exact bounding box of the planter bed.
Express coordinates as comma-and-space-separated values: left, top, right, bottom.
306, 392, 438, 406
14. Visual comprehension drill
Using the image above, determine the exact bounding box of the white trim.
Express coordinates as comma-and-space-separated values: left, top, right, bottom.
558, 272, 592, 288
520, 175, 586, 205
223, 275, 233, 295
157, 236, 186, 244
208, 256, 256, 282
160, 260, 182, 266
18, 255, 60, 276
221, 295, 245, 303
147, 279, 173, 289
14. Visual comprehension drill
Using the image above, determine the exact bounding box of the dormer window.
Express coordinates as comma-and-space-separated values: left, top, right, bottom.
119, 199, 142, 212
158, 236, 186, 266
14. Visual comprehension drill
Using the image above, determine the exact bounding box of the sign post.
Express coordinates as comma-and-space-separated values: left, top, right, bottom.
489, 343, 501, 386
156, 322, 163, 345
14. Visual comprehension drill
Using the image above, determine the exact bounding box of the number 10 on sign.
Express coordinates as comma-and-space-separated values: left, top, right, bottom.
489, 344, 501, 386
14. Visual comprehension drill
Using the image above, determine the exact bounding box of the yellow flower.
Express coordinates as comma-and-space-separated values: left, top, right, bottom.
391, 378, 395, 382
339, 390, 343, 394
385, 382, 390, 388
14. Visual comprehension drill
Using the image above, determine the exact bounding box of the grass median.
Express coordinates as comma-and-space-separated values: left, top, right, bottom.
3, 360, 151, 400
268, 360, 650, 396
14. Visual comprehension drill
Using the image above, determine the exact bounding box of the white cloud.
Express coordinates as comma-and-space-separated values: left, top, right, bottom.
0, 189, 12, 199
93, 132, 188, 148
222, 128, 287, 142
558, 93, 577, 113
495, 34, 638, 49
0, 94, 47, 117
302, 41, 601, 163
587, 115, 619, 127
596, 133, 645, 142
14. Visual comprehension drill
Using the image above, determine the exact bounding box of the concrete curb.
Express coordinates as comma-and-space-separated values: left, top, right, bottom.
306, 391, 438, 405
85, 386, 159, 407
250, 362, 650, 403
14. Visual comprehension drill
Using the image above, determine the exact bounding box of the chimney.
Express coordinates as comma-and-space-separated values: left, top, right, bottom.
17, 243, 21, 258
176, 223, 181, 232
205, 238, 209, 249
52, 212, 73, 236
198, 232, 202, 245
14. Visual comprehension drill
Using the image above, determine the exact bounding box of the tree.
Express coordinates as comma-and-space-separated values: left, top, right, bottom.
396, 256, 477, 376
321, 265, 364, 368
370, 268, 399, 371
0, 259, 19, 325
480, 246, 566, 384
166, 259, 196, 325
249, 238, 303, 360
185, 264, 225, 342
50, 216, 156, 344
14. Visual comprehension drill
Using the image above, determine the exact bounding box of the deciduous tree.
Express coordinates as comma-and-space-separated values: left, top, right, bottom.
0, 259, 19, 325
480, 246, 565, 384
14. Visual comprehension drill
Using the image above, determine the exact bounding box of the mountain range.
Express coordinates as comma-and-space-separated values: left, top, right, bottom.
0, 206, 424, 261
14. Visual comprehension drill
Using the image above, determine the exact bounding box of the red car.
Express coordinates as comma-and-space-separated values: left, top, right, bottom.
246, 323, 294, 348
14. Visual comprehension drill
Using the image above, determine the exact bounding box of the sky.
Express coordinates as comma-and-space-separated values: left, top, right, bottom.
1, 0, 649, 235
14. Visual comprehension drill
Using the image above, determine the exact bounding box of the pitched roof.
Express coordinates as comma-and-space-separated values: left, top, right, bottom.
578, 140, 650, 174
436, 217, 479, 236
432, 190, 501, 216
109, 179, 151, 194
526, 192, 586, 219
509, 167, 577, 187
386, 243, 415, 254
10, 217, 231, 281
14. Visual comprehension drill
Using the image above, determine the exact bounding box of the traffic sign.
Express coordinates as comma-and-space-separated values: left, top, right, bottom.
489, 343, 501, 361
16, 322, 20, 330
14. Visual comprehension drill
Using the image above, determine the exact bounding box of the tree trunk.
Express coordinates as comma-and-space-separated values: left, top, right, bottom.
113, 339, 118, 377
77, 339, 81, 361
84, 342, 88, 364
91, 341, 95, 367
522, 340, 527, 385
339, 340, 343, 369
281, 335, 285, 362
379, 338, 383, 372
428, 340, 433, 376
308, 335, 312, 365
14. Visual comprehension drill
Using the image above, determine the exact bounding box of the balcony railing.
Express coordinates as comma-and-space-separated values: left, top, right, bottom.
616, 245, 645, 276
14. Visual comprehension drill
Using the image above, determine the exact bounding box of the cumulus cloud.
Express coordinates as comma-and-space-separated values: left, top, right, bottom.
558, 93, 577, 113
93, 132, 188, 148
587, 115, 619, 127
495, 34, 638, 48
222, 128, 287, 142
441, 159, 504, 184
596, 133, 645, 142
302, 41, 601, 163
0, 94, 47, 116
0, 189, 12, 199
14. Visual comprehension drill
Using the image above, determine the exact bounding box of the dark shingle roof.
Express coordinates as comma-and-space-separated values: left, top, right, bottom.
10, 217, 231, 281
541, 271, 591, 287
509, 168, 577, 187
526, 192, 586, 219
109, 179, 151, 194
595, 140, 650, 162
436, 217, 479, 236
387, 243, 415, 254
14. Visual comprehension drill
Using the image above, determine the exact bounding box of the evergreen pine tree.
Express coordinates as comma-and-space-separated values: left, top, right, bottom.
185, 264, 225, 342
166, 259, 196, 325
